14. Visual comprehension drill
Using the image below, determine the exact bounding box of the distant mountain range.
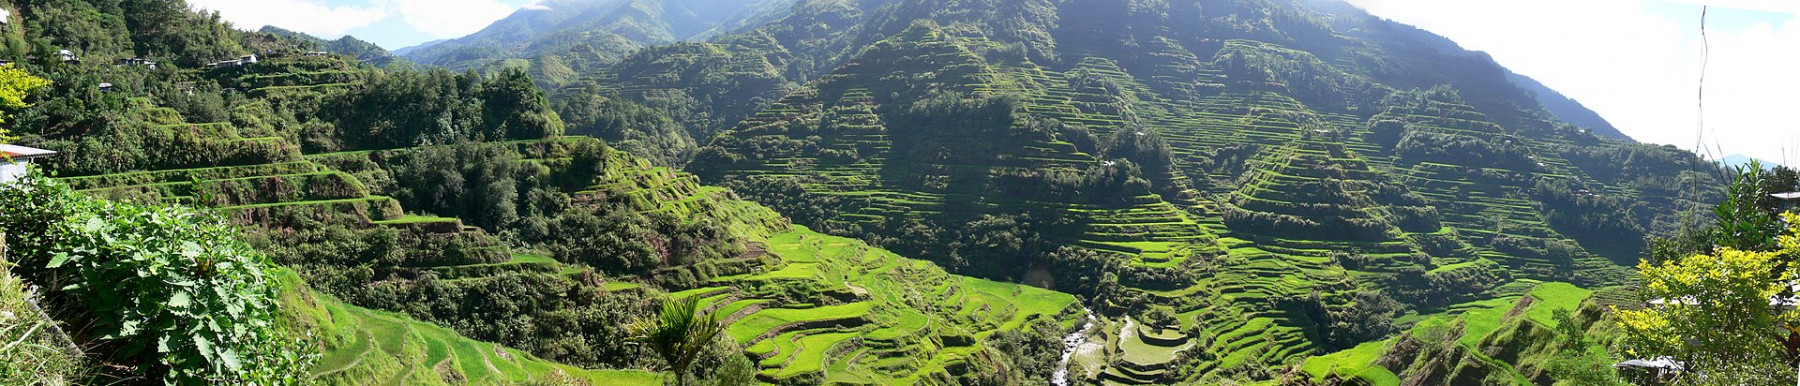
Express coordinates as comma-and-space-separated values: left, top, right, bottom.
398, 0, 797, 70
1505, 70, 1630, 140
1721, 153, 1783, 169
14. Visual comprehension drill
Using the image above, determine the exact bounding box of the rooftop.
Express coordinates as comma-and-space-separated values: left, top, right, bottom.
0, 144, 56, 159
1773, 192, 1800, 200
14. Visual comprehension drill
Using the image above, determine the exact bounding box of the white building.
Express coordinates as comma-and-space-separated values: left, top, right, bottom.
208, 54, 260, 70
1, 144, 56, 184
1775, 192, 1800, 214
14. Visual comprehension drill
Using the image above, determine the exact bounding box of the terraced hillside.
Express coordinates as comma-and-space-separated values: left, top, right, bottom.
1298, 281, 1620, 386
26, 53, 765, 381
672, 0, 1724, 382
279, 271, 661, 385
1357, 91, 1630, 284
33, 48, 1093, 383
5, 0, 1739, 383
683, 226, 1081, 383
403, 0, 800, 73
694, 26, 1220, 280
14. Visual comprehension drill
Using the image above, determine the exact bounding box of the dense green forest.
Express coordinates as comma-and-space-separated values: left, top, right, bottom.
0, 0, 1790, 385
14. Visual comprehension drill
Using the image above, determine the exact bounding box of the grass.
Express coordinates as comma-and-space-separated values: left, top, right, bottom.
706, 227, 1081, 381
311, 330, 374, 377
0, 262, 83, 385
370, 214, 458, 225
1301, 282, 1594, 385
729, 262, 817, 281
771, 332, 860, 378
603, 281, 642, 291
1524, 282, 1592, 328
1116, 318, 1193, 366
726, 302, 874, 343
305, 290, 659, 384
1299, 340, 1399, 386
964, 277, 1078, 330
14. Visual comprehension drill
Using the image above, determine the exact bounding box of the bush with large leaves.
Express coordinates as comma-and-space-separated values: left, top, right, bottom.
0, 173, 313, 384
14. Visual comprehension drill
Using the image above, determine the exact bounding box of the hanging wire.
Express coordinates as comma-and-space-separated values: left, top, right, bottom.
1689, 5, 1713, 218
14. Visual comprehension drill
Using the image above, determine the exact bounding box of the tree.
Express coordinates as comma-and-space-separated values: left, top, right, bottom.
1142, 307, 1177, 332
632, 296, 724, 386
1712, 161, 1784, 253
0, 66, 51, 142
1615, 213, 1800, 384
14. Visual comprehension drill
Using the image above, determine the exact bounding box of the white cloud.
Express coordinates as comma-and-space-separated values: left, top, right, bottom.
1664, 0, 1800, 15
188, 0, 388, 38
1344, 0, 1800, 165
379, 0, 517, 38
522, 3, 553, 11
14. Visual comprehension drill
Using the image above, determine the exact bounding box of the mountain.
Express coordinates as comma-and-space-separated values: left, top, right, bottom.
1505, 70, 1629, 140
255, 26, 391, 61
399, 0, 797, 71
0, 0, 1745, 384
0, 1, 1088, 383
392, 39, 449, 56
1721, 153, 1785, 169
643, 0, 1720, 382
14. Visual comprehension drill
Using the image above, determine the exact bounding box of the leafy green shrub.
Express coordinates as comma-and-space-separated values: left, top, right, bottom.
0, 173, 315, 384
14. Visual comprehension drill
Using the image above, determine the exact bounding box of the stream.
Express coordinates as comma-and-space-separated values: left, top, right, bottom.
1052, 308, 1098, 386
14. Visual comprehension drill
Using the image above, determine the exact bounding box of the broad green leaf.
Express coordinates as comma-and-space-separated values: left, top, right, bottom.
219, 348, 242, 371
169, 291, 192, 308
193, 335, 214, 359
180, 241, 202, 258
46, 252, 72, 268
119, 319, 140, 337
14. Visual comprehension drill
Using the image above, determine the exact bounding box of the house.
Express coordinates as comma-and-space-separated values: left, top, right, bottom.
98, 82, 114, 93
1775, 192, 1800, 214
1613, 356, 1682, 383
304, 51, 330, 57
0, 144, 56, 184
56, 49, 77, 63
115, 58, 158, 69
208, 54, 258, 70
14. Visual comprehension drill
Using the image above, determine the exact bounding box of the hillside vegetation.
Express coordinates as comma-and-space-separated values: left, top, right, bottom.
0, 0, 1761, 384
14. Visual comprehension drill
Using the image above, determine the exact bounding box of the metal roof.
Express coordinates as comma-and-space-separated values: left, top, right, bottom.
1773, 192, 1800, 200
1613, 357, 1683, 371
0, 144, 56, 159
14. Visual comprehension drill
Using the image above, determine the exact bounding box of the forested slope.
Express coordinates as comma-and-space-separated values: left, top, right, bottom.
0, 0, 1095, 384
646, 0, 1725, 383
0, 0, 1744, 384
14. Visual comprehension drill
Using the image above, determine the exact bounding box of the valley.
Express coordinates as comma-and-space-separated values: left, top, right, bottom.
0, 0, 1783, 385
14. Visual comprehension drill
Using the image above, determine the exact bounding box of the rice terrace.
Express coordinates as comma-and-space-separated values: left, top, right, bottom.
0, 0, 1795, 385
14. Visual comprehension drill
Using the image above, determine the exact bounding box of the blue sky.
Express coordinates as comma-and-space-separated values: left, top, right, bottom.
197, 0, 1800, 165
189, 0, 537, 50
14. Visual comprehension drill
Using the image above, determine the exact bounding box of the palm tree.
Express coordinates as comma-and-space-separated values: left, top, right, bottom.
632, 296, 723, 386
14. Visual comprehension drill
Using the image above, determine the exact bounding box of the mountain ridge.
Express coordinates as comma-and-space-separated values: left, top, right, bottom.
0, 0, 1736, 384
398, 0, 798, 70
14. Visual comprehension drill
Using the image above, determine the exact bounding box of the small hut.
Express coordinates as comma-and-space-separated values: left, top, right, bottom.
0, 144, 56, 184
115, 58, 158, 69
1774, 192, 1800, 214
1613, 357, 1682, 383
